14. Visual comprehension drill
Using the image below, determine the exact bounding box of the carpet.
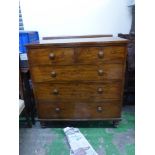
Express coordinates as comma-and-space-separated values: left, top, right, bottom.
19, 106, 135, 155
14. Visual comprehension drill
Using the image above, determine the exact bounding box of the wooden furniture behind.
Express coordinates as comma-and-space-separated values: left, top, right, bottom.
26, 37, 128, 127
19, 58, 36, 125
19, 68, 32, 127
118, 33, 135, 105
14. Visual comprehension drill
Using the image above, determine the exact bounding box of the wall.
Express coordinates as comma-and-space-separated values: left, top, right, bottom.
20, 0, 132, 39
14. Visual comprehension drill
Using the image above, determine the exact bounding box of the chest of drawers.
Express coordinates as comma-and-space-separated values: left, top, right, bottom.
26, 37, 128, 127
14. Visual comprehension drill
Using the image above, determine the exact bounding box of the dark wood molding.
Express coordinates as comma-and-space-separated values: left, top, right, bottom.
42, 34, 113, 40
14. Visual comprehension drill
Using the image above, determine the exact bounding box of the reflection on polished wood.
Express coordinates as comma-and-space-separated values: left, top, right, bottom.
27, 36, 128, 126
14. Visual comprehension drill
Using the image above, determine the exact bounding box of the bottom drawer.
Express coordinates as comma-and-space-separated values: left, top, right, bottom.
37, 100, 122, 119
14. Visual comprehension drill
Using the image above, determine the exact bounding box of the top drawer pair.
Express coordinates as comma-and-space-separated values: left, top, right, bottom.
28, 46, 125, 66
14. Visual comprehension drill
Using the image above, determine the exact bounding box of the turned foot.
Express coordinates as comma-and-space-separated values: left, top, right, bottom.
40, 121, 46, 128
112, 120, 120, 128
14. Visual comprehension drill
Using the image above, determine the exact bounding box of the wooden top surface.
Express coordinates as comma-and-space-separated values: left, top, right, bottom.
26, 37, 128, 48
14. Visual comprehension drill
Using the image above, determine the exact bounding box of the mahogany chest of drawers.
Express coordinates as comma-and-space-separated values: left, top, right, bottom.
26, 37, 128, 127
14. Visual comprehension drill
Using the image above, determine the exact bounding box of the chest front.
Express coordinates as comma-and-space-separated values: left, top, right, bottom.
27, 37, 127, 127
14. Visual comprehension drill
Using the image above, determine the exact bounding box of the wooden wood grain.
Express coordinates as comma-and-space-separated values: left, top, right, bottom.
34, 82, 122, 101
37, 100, 121, 119
26, 37, 128, 49
27, 36, 128, 122
28, 47, 74, 66
28, 46, 125, 66
76, 46, 125, 64
30, 64, 123, 82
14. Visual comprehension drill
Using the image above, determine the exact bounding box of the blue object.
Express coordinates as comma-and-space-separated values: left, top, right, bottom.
19, 31, 39, 53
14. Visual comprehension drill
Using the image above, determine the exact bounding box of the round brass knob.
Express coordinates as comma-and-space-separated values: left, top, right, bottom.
98, 51, 104, 58
55, 107, 60, 112
49, 53, 55, 59
97, 106, 102, 112
53, 89, 59, 95
51, 71, 56, 77
98, 69, 104, 76
97, 88, 103, 93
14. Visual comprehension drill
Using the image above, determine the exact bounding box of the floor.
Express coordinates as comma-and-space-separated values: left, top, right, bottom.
19, 106, 135, 155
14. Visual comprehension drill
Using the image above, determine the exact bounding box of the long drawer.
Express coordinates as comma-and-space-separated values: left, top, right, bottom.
34, 82, 122, 101
28, 46, 125, 66
37, 100, 121, 119
31, 64, 124, 82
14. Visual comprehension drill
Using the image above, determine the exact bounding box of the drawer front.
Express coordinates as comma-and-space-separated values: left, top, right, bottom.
28, 46, 125, 66
76, 46, 125, 64
35, 82, 122, 101
37, 100, 121, 119
28, 48, 74, 65
31, 64, 123, 82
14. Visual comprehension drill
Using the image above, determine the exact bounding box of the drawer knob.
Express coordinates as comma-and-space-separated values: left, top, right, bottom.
49, 53, 55, 59
55, 107, 60, 112
98, 51, 104, 58
97, 88, 103, 93
53, 89, 59, 95
98, 69, 104, 76
111, 51, 116, 54
97, 106, 103, 112
51, 71, 56, 77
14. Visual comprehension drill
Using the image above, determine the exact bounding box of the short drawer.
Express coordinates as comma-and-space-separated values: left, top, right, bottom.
31, 64, 124, 82
28, 47, 74, 65
37, 100, 121, 119
76, 46, 125, 64
35, 82, 122, 101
